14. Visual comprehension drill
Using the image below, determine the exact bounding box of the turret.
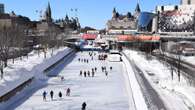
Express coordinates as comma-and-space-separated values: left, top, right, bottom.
112, 7, 117, 19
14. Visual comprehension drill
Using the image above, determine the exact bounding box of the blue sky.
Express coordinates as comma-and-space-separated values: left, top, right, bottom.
0, 0, 179, 29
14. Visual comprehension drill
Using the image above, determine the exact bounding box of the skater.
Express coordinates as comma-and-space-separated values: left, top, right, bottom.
86, 59, 88, 63
82, 102, 87, 110
92, 71, 95, 77
61, 76, 64, 81
58, 91, 62, 99
0, 67, 3, 79
80, 70, 83, 76
95, 67, 97, 72
43, 91, 47, 101
50, 90, 54, 100
87, 71, 90, 77
110, 66, 112, 71
66, 88, 71, 96
105, 71, 108, 76
78, 58, 80, 62
101, 66, 104, 72
84, 71, 87, 77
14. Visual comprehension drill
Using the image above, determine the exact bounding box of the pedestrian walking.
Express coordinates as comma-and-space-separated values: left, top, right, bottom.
50, 90, 54, 100
59, 91, 62, 99
82, 102, 87, 110
66, 88, 71, 96
43, 91, 47, 101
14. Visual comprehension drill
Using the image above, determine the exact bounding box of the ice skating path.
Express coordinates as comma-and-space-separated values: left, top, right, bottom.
13, 52, 134, 110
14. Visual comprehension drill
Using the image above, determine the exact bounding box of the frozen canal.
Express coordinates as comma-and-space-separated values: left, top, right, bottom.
11, 52, 133, 110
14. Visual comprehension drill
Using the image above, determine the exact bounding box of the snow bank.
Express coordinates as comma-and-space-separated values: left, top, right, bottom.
0, 47, 73, 98
122, 54, 148, 110
123, 49, 195, 110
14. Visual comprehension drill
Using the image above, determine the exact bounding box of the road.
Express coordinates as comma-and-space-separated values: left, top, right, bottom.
8, 51, 135, 110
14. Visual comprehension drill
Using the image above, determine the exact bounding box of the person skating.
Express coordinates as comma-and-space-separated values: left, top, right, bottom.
105, 71, 108, 76
61, 76, 64, 81
110, 66, 112, 71
66, 88, 71, 96
50, 90, 54, 100
87, 71, 90, 77
82, 102, 87, 110
101, 66, 104, 72
92, 71, 95, 77
59, 91, 62, 99
43, 91, 47, 101
84, 71, 87, 77
86, 59, 89, 63
78, 58, 80, 62
104, 66, 107, 71
95, 67, 97, 72
80, 70, 83, 76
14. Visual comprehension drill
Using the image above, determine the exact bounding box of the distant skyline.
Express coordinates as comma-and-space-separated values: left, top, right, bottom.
0, 0, 179, 29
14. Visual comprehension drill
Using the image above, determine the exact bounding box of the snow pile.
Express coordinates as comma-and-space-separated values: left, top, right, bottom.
123, 49, 195, 109
0, 47, 73, 98
122, 54, 148, 110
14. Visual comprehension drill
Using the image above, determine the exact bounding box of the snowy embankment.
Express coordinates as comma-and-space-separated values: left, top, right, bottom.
124, 49, 195, 110
122, 54, 148, 110
0, 47, 73, 99
164, 52, 195, 66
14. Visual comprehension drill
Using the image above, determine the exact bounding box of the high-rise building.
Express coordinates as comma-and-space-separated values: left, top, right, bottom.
0, 3, 5, 14
181, 0, 195, 5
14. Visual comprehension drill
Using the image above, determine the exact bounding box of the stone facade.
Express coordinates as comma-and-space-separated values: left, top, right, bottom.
106, 4, 141, 30
181, 0, 195, 5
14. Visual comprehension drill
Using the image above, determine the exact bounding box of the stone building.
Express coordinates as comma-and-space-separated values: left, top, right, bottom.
0, 11, 32, 30
181, 0, 195, 5
54, 14, 81, 32
106, 3, 141, 31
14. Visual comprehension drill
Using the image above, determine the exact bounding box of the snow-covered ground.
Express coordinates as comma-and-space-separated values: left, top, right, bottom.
124, 49, 195, 110
0, 47, 72, 98
0, 51, 136, 110
164, 52, 195, 66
